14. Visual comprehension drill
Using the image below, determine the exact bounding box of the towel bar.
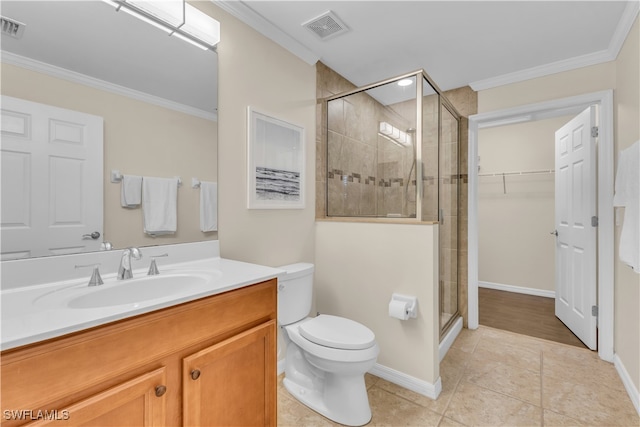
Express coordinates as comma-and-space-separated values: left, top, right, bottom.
111, 170, 182, 186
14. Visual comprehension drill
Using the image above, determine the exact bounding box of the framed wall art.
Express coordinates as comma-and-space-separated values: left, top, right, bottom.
247, 107, 305, 209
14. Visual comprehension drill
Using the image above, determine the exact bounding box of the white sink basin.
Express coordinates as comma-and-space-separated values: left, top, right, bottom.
68, 274, 212, 309
33, 271, 221, 310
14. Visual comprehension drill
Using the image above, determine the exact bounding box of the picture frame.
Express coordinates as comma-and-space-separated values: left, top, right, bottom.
247, 107, 305, 209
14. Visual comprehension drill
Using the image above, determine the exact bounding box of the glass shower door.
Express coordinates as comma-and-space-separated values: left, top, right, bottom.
439, 103, 460, 334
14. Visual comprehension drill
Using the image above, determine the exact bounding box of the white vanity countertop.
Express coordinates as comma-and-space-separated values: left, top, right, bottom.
1, 257, 283, 351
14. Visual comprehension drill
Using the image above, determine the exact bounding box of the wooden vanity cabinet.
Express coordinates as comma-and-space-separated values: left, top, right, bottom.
0, 279, 277, 427
183, 321, 276, 426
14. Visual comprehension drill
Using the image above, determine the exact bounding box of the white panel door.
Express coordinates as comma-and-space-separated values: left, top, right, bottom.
554, 106, 597, 350
1, 96, 103, 260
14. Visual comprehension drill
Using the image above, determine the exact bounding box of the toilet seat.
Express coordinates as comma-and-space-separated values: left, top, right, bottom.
298, 315, 376, 350
285, 318, 379, 363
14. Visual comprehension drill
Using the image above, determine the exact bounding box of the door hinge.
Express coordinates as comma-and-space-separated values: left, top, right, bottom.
592, 305, 598, 317
591, 126, 599, 138
591, 216, 599, 227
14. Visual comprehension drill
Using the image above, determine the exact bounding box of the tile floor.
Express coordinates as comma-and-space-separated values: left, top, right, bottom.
277, 326, 640, 426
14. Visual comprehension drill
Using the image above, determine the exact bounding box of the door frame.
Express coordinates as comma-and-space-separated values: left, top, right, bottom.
467, 90, 614, 361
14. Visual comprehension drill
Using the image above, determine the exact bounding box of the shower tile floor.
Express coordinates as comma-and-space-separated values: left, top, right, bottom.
277, 326, 639, 426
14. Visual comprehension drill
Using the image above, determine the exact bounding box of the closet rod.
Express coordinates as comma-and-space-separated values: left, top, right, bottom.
478, 169, 555, 177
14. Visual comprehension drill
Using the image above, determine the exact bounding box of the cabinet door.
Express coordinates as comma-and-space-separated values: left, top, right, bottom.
183, 321, 276, 427
24, 368, 167, 427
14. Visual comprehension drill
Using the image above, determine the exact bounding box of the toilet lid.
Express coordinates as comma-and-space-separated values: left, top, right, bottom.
298, 315, 375, 350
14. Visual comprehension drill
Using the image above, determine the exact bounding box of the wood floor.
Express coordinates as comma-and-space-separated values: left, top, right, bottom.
479, 287, 587, 348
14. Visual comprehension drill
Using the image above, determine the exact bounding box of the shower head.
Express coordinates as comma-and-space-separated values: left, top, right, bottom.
406, 128, 417, 147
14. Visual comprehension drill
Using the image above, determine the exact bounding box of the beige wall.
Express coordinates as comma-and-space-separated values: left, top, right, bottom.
478, 115, 572, 292
202, 2, 316, 266
0, 63, 218, 249
478, 17, 640, 393
478, 62, 616, 113
315, 221, 440, 385
613, 17, 640, 395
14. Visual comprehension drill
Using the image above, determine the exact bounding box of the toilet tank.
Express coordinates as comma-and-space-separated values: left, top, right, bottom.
277, 263, 314, 326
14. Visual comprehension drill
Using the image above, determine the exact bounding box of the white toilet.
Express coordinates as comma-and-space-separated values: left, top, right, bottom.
278, 263, 379, 426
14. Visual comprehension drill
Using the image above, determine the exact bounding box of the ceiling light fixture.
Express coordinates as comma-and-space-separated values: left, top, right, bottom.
103, 0, 220, 51
397, 78, 413, 87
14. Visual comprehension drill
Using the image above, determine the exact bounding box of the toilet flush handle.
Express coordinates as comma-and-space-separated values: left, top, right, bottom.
278, 283, 285, 292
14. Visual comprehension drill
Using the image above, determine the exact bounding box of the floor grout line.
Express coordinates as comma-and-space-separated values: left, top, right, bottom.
540, 349, 544, 426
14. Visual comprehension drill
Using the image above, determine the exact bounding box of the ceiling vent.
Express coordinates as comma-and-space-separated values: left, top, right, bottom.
1, 16, 26, 39
302, 11, 349, 41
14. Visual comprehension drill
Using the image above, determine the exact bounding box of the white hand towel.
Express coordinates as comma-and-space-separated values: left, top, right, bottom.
142, 177, 178, 236
120, 175, 142, 208
200, 181, 218, 232
613, 140, 639, 272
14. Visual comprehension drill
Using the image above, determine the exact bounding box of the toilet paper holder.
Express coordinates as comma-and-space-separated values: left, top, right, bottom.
389, 293, 418, 319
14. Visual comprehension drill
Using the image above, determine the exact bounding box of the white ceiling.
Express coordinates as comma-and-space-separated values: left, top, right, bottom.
0, 1, 218, 117
218, 0, 638, 92
1, 1, 637, 116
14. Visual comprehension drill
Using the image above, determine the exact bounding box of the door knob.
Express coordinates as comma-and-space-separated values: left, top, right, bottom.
82, 231, 101, 240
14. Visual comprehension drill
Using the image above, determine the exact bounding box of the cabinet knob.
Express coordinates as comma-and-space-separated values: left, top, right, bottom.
190, 369, 201, 380
155, 385, 167, 397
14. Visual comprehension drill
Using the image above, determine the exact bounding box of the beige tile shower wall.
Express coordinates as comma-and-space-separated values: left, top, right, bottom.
440, 106, 460, 323
318, 63, 417, 218
477, 116, 572, 292
315, 221, 440, 385
1, 63, 218, 249
444, 87, 477, 329
422, 94, 440, 222
326, 92, 378, 216
318, 62, 360, 217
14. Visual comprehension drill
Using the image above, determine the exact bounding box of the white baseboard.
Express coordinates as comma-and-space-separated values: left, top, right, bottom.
277, 358, 286, 376
439, 317, 463, 362
614, 353, 640, 416
479, 281, 556, 299
368, 363, 442, 400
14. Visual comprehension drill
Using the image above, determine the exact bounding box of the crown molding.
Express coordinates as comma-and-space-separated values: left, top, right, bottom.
609, 0, 640, 57
210, 0, 319, 65
1, 52, 218, 122
470, 1, 639, 91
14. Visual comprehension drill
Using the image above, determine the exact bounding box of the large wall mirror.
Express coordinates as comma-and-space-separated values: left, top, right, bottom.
1, 1, 218, 260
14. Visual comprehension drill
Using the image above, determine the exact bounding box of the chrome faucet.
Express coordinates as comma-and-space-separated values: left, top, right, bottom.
118, 247, 142, 280
75, 263, 104, 286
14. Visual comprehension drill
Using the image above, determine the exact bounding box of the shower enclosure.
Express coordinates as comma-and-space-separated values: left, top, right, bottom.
324, 70, 461, 336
